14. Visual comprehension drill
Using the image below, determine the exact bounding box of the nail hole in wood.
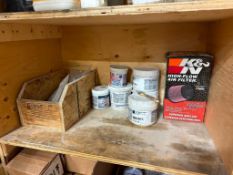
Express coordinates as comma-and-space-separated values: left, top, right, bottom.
31, 29, 33, 33
13, 106, 17, 112
5, 115, 10, 119
1, 30, 5, 34
3, 97, 8, 102
115, 54, 120, 58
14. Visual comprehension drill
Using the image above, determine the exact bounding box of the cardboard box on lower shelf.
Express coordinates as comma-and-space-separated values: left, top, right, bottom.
6, 149, 64, 175
65, 155, 115, 175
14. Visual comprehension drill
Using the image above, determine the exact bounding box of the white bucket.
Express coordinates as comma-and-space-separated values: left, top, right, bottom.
128, 93, 159, 126
33, 0, 78, 11
92, 86, 110, 109
81, 0, 107, 8
109, 83, 132, 110
132, 0, 161, 5
133, 67, 160, 98
110, 65, 128, 87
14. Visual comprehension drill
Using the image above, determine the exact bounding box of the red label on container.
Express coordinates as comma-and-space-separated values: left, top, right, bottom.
163, 99, 206, 122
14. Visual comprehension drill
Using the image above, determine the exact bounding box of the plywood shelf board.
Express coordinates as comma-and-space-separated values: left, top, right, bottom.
0, 109, 226, 175
0, 1, 233, 25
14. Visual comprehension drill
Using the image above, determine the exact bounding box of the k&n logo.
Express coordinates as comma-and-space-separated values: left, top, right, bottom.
168, 58, 210, 74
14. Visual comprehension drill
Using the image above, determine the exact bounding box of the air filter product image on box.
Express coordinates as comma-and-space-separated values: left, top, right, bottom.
164, 52, 213, 123
168, 85, 194, 103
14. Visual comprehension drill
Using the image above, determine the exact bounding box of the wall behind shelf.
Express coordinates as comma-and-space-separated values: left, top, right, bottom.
61, 22, 208, 62
0, 39, 62, 157
205, 17, 233, 175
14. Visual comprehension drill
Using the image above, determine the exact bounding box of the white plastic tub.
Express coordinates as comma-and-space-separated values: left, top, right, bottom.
128, 93, 159, 126
92, 86, 110, 109
109, 83, 132, 110
132, 0, 161, 4
81, 0, 107, 8
110, 65, 128, 87
33, 0, 78, 11
133, 67, 160, 98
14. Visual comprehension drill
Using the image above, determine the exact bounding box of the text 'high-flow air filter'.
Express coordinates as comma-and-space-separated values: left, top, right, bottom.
164, 52, 213, 123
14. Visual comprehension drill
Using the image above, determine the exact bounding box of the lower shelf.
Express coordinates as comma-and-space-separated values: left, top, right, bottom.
0, 109, 226, 175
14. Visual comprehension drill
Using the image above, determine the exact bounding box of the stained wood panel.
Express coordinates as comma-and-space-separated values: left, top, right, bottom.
0, 39, 62, 156
205, 18, 233, 175
0, 1, 233, 25
0, 24, 62, 42
62, 23, 207, 62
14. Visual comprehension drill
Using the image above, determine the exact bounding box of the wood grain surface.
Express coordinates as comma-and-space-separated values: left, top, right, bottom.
0, 109, 226, 175
0, 1, 233, 25
0, 39, 62, 157
205, 17, 233, 175
62, 23, 207, 63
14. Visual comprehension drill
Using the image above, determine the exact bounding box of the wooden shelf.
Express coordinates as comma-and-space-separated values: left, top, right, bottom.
0, 109, 226, 175
0, 1, 233, 25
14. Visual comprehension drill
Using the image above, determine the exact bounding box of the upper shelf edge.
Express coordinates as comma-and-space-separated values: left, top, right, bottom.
0, 1, 233, 25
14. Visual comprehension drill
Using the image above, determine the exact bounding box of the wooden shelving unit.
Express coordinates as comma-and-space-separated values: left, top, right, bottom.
0, 1, 233, 175
0, 1, 233, 25
0, 109, 226, 175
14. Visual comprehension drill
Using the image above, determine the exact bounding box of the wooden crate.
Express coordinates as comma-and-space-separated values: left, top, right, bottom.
17, 69, 96, 132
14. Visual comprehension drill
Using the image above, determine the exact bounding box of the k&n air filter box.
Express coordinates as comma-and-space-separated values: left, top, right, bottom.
164, 52, 213, 122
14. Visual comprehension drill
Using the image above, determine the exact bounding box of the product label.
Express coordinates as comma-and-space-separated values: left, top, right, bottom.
93, 95, 110, 109
110, 92, 131, 105
133, 78, 158, 91
128, 108, 157, 126
164, 52, 213, 122
111, 72, 127, 87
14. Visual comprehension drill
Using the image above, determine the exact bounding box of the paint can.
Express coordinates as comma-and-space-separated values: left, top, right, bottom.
123, 167, 144, 175
92, 86, 110, 109
128, 93, 159, 126
109, 83, 132, 110
110, 65, 128, 87
133, 67, 160, 98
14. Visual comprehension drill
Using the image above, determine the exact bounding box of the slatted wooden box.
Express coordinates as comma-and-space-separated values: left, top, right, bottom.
17, 69, 96, 132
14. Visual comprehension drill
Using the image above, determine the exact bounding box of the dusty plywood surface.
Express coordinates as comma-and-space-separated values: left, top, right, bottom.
0, 1, 233, 25
0, 109, 226, 175
205, 17, 233, 174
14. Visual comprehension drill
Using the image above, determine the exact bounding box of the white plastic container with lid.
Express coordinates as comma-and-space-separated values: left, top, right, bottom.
110, 65, 128, 87
81, 0, 107, 8
128, 93, 159, 126
109, 83, 132, 110
92, 86, 110, 109
33, 0, 78, 11
133, 67, 160, 98
132, 0, 161, 5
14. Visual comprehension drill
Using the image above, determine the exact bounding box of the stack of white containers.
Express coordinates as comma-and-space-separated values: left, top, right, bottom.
128, 68, 160, 127
109, 65, 132, 110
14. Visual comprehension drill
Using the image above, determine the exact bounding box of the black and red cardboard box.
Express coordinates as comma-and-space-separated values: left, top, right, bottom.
164, 52, 213, 122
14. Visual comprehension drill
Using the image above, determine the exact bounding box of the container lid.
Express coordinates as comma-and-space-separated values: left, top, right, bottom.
128, 93, 158, 111
110, 65, 129, 71
92, 85, 109, 96
133, 67, 160, 78
109, 83, 132, 92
